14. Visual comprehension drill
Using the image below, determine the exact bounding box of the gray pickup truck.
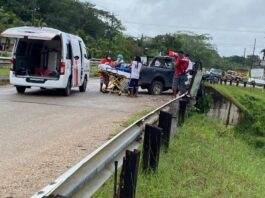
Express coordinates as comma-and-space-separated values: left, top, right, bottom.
139, 56, 174, 95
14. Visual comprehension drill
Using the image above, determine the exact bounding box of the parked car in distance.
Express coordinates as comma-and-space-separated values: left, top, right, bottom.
209, 68, 222, 77
203, 68, 222, 82
223, 70, 243, 82
225, 70, 236, 80
248, 77, 265, 86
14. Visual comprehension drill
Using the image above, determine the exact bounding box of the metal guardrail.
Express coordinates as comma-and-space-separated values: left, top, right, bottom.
207, 78, 265, 89
31, 70, 203, 198
0, 75, 9, 80
0, 56, 11, 64
31, 95, 184, 198
90, 58, 100, 68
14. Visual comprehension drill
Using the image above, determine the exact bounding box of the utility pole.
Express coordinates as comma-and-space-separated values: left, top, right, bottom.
141, 34, 144, 56
31, 0, 37, 26
243, 48, 246, 68
108, 13, 114, 51
250, 38, 256, 71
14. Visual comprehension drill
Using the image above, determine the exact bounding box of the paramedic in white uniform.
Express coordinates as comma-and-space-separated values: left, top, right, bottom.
128, 56, 142, 97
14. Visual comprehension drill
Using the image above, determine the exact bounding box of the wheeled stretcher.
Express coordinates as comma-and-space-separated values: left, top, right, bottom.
98, 64, 130, 95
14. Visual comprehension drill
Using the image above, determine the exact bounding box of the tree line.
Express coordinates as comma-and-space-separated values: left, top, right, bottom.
0, 0, 255, 70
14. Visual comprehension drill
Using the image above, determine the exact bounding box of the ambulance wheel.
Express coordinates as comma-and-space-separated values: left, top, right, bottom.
79, 77, 87, 92
16, 86, 26, 94
63, 79, 71, 96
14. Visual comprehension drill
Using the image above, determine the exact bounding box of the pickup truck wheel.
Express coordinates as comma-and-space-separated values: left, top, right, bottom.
148, 80, 163, 95
16, 86, 26, 94
62, 78, 71, 96
79, 77, 87, 92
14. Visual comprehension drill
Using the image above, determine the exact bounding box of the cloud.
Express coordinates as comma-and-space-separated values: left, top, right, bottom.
87, 0, 265, 56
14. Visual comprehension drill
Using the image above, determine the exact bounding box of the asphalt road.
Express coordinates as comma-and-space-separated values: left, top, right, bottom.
0, 79, 171, 198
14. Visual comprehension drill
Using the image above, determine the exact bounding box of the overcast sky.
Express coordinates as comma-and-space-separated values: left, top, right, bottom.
86, 0, 265, 57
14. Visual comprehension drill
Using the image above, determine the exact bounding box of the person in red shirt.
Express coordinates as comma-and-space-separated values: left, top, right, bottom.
172, 51, 189, 97
99, 54, 113, 92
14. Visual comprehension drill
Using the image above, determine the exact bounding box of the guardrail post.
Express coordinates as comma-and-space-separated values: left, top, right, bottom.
178, 99, 187, 126
236, 80, 239, 86
113, 161, 118, 198
118, 150, 140, 198
252, 81, 255, 88
224, 79, 227, 85
220, 79, 223, 84
158, 111, 172, 151
244, 81, 247, 87
229, 80, 232, 85
169, 101, 179, 137
149, 126, 162, 171
142, 124, 162, 172
264, 84, 265, 89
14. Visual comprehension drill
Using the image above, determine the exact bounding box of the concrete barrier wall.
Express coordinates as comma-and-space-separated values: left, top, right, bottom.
206, 87, 243, 126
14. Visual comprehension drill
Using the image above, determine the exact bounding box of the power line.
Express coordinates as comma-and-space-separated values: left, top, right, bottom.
213, 44, 265, 48
122, 20, 265, 34
87, 1, 265, 34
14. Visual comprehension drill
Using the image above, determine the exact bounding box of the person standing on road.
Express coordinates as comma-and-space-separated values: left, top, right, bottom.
184, 54, 193, 74
128, 56, 142, 97
99, 54, 113, 92
184, 53, 193, 85
172, 51, 189, 97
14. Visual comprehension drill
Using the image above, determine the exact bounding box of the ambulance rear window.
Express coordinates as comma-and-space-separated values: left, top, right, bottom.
66, 43, 72, 59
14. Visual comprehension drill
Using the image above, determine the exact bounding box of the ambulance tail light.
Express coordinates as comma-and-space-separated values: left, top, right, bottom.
60, 61, 66, 75
10, 58, 14, 71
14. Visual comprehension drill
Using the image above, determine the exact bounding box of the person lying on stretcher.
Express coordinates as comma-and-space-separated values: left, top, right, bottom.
112, 54, 131, 73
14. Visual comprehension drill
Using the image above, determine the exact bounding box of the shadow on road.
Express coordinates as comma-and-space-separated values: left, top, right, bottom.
21, 88, 81, 97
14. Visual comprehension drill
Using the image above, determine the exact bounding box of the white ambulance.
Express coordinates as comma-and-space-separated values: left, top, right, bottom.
0, 26, 90, 96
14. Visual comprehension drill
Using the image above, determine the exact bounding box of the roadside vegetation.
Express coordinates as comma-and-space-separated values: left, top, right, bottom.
0, 0, 257, 70
90, 65, 99, 78
0, 79, 9, 86
94, 85, 265, 197
94, 113, 265, 198
0, 68, 9, 76
210, 84, 265, 150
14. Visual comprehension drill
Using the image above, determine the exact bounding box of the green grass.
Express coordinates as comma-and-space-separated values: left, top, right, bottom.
120, 108, 153, 127
209, 84, 265, 150
0, 79, 9, 86
93, 113, 265, 198
0, 51, 12, 57
107, 108, 153, 139
0, 68, 9, 76
90, 65, 99, 78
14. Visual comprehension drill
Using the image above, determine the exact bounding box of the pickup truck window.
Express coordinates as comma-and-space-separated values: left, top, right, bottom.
151, 58, 163, 67
165, 58, 174, 69
151, 58, 166, 68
